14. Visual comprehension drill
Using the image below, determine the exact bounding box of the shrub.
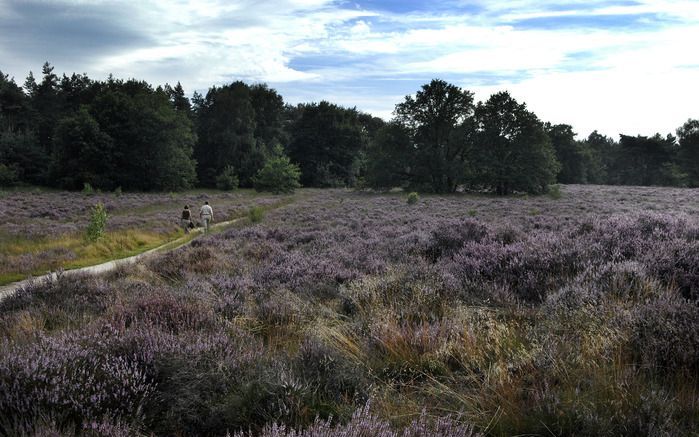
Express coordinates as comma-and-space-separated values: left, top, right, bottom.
253, 145, 301, 194
113, 186, 122, 196
547, 184, 562, 199
631, 295, 699, 372
82, 182, 94, 194
0, 334, 155, 433
216, 166, 239, 191
0, 163, 18, 187
427, 219, 489, 261
294, 336, 369, 407
85, 202, 108, 242
406, 192, 419, 205
231, 402, 480, 437
249, 206, 265, 223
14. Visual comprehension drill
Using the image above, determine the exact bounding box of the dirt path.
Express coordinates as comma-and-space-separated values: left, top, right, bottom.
0, 217, 243, 302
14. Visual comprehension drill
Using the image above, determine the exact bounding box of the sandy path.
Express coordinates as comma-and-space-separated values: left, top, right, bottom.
0, 217, 242, 302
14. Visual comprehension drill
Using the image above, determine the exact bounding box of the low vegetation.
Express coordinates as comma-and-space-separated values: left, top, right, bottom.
0, 185, 697, 436
0, 189, 293, 284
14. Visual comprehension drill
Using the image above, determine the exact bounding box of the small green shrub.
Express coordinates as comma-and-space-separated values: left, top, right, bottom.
248, 206, 264, 223
406, 192, 419, 205
85, 202, 108, 242
0, 163, 19, 187
82, 182, 94, 195
215, 166, 239, 191
253, 145, 301, 194
548, 184, 562, 199
114, 186, 122, 196
468, 208, 477, 217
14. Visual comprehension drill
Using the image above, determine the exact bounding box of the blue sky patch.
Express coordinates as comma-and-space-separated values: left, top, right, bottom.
509, 13, 674, 30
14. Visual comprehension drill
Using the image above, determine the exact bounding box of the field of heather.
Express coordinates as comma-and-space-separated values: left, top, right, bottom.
1, 185, 698, 436
0, 189, 290, 284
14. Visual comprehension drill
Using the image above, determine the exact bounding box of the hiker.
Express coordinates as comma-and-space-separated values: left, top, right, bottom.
180, 205, 192, 234
199, 201, 214, 233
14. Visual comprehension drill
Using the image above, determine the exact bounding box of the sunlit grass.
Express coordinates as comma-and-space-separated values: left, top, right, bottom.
0, 229, 180, 285
0, 190, 300, 285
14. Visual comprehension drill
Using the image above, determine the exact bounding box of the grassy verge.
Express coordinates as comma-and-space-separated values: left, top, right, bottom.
0, 193, 299, 286
0, 229, 178, 285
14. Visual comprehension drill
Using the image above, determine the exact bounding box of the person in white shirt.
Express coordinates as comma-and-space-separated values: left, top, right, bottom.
199, 201, 214, 233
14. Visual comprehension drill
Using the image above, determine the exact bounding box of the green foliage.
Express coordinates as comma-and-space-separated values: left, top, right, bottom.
287, 101, 368, 187
548, 184, 562, 199
365, 122, 412, 190
677, 119, 699, 187
51, 108, 114, 190
0, 163, 18, 186
0, 131, 47, 185
580, 130, 616, 184
82, 182, 94, 194
3, 63, 698, 192
215, 165, 239, 191
471, 91, 560, 194
468, 209, 477, 217
85, 202, 108, 242
406, 192, 419, 205
394, 79, 475, 193
248, 206, 265, 223
88, 79, 197, 191
546, 123, 588, 184
253, 146, 301, 194
610, 134, 680, 186
194, 82, 269, 187
114, 186, 122, 196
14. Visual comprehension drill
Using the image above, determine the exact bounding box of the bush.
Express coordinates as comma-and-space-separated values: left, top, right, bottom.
406, 192, 419, 205
216, 166, 239, 191
427, 219, 489, 261
253, 146, 301, 194
631, 295, 699, 372
231, 403, 479, 436
248, 206, 265, 223
0, 163, 18, 187
113, 186, 122, 196
547, 184, 562, 199
0, 334, 155, 433
82, 182, 94, 195
85, 202, 108, 242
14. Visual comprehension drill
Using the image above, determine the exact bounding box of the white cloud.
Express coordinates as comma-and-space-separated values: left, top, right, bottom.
470, 66, 699, 138
1, 0, 697, 136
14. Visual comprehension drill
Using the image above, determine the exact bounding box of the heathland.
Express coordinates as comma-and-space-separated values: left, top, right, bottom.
0, 184, 698, 436
0, 189, 293, 285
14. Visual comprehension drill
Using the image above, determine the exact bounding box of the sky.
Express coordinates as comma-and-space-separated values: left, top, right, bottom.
1, 0, 698, 138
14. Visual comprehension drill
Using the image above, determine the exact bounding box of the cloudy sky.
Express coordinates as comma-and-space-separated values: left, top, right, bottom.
1, 0, 697, 137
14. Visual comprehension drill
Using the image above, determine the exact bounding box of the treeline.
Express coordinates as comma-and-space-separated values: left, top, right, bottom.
1, 64, 697, 193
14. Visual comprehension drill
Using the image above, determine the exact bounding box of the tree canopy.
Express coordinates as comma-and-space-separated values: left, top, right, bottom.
0, 64, 696, 192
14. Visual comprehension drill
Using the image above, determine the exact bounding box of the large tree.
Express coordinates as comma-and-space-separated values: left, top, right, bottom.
364, 122, 413, 190
287, 101, 366, 187
394, 79, 475, 193
545, 123, 587, 184
194, 82, 269, 187
677, 119, 699, 187
250, 84, 286, 148
50, 107, 114, 189
610, 133, 682, 186
472, 91, 559, 195
91, 79, 197, 191
0, 71, 46, 184
581, 130, 617, 184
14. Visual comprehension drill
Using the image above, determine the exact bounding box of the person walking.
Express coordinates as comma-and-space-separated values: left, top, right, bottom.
180, 205, 192, 234
199, 201, 214, 233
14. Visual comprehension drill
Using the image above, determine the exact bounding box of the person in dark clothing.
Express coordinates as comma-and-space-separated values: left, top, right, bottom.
181, 205, 192, 234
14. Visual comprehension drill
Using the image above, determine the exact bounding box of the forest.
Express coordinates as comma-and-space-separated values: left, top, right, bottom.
1, 62, 698, 193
